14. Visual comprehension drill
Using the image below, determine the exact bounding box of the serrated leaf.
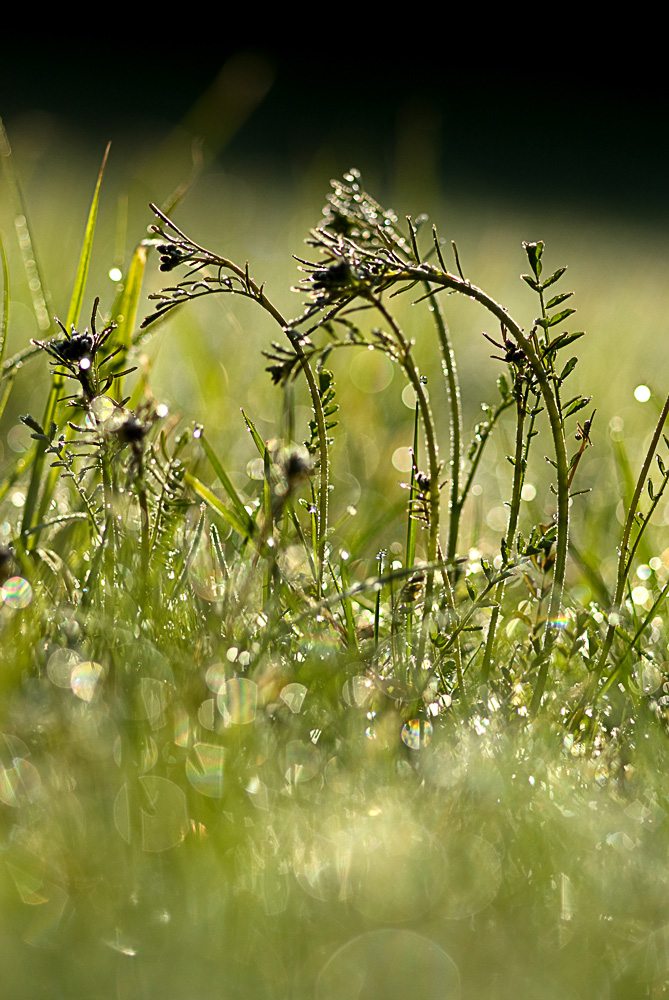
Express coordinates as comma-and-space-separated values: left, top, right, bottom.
547, 308, 576, 327
546, 291, 573, 310
541, 265, 567, 290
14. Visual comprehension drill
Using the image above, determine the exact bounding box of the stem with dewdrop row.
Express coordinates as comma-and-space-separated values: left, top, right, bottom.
397, 264, 571, 676
371, 296, 441, 650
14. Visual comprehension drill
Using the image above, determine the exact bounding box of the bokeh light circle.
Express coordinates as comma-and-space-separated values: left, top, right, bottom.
1, 576, 32, 609
317, 929, 460, 1000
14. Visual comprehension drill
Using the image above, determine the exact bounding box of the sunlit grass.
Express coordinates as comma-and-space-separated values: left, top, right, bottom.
1, 124, 669, 999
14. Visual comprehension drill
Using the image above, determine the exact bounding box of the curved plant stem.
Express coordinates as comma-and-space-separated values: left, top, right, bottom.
372, 297, 440, 650
424, 288, 462, 563
400, 265, 570, 663
149, 206, 330, 597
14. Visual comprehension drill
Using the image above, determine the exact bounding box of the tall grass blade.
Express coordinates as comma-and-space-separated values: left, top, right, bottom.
22, 143, 111, 545
0, 230, 8, 367
0, 118, 52, 335
200, 432, 255, 535
183, 471, 255, 541
112, 243, 147, 351
65, 141, 111, 330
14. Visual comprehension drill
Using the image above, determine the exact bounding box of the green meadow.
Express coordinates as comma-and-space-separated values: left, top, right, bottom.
1, 100, 669, 998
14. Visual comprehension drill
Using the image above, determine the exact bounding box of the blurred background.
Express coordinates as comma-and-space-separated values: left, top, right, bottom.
2, 45, 668, 568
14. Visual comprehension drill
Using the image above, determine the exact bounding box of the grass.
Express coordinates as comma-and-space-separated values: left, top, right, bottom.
1, 124, 669, 998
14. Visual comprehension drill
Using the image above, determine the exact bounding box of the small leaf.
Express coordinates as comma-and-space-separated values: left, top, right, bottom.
20, 413, 44, 435
648, 478, 655, 501
521, 274, 540, 292
465, 578, 478, 601
558, 357, 578, 384
523, 241, 544, 280
657, 454, 666, 477
547, 308, 576, 327
541, 266, 567, 290
563, 396, 592, 418
542, 331, 585, 356
546, 291, 573, 310
501, 537, 509, 563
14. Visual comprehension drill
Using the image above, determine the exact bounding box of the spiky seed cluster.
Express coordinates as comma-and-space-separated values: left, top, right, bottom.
157, 244, 189, 272
32, 298, 133, 403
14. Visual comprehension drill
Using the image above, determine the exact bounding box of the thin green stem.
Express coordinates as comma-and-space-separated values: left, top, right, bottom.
372, 297, 441, 642
481, 381, 529, 681
150, 205, 330, 596
594, 391, 669, 679
399, 264, 570, 655
424, 288, 462, 562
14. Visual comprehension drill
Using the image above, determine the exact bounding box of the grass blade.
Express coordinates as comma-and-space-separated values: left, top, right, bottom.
0, 230, 8, 367
21, 143, 111, 546
65, 141, 111, 330
112, 242, 147, 347
200, 433, 255, 534
0, 118, 52, 335
183, 471, 255, 541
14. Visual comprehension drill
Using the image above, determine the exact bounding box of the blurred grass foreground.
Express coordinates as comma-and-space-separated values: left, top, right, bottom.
2, 70, 669, 999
